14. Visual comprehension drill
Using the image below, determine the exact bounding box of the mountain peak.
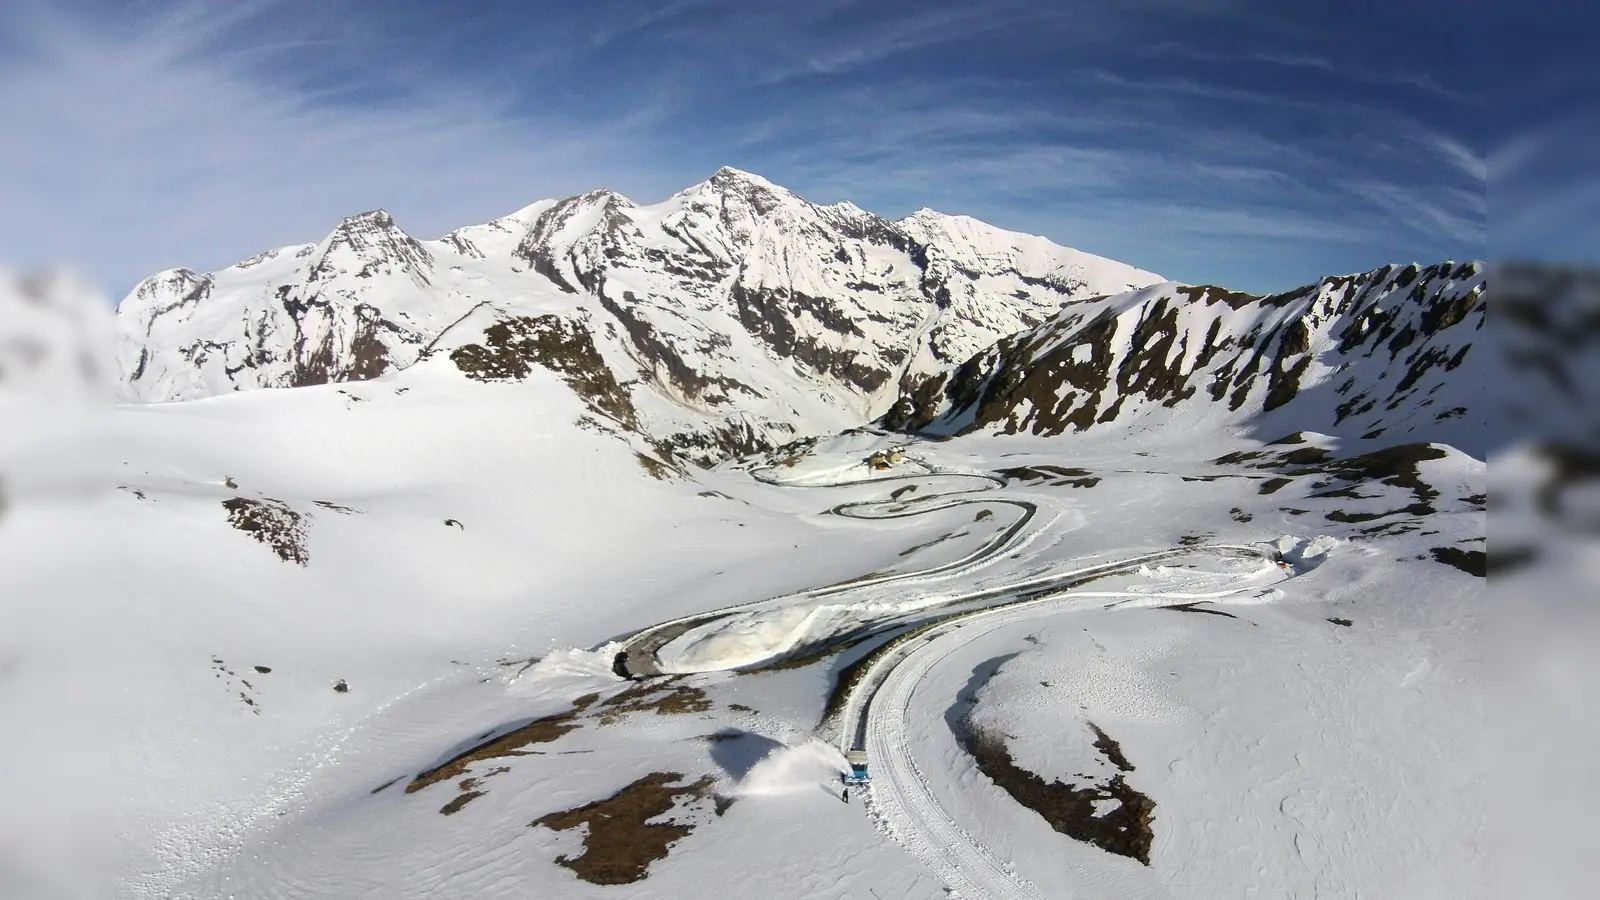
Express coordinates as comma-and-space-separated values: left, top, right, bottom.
311, 208, 432, 285
710, 166, 777, 188
701, 167, 794, 206
578, 188, 631, 205
334, 209, 403, 233
900, 207, 993, 230
114, 171, 1171, 449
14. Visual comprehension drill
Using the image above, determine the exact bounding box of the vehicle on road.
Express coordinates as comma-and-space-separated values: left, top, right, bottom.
844, 749, 870, 786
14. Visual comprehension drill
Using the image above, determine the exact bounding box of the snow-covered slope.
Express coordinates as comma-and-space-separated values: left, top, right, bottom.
116, 168, 1161, 463
21, 394, 1480, 900
8, 254, 1495, 898
887, 261, 1488, 456
36, 171, 1506, 900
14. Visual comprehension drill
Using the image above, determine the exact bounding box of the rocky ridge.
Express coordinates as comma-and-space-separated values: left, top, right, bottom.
116, 168, 1161, 463
885, 261, 1488, 457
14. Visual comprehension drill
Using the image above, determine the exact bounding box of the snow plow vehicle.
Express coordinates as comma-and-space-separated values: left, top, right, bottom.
843, 749, 870, 786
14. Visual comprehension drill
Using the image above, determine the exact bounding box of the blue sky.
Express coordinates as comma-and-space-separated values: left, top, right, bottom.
0, 0, 1526, 296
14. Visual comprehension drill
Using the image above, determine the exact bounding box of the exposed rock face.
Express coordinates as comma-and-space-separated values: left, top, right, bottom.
116, 167, 1495, 465
886, 262, 1489, 456
115, 168, 1162, 463
119, 211, 428, 398
450, 315, 637, 429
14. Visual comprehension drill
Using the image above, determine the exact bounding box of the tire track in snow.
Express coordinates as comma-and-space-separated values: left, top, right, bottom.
850, 548, 1286, 900
866, 614, 1050, 900
131, 669, 467, 900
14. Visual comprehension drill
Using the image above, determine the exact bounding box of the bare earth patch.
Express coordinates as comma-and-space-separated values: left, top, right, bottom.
958, 718, 1156, 865
532, 772, 719, 885
596, 679, 713, 724
898, 530, 968, 558
995, 464, 1100, 488
635, 452, 678, 480
404, 681, 719, 814
407, 693, 600, 800
439, 790, 485, 816
1429, 546, 1486, 577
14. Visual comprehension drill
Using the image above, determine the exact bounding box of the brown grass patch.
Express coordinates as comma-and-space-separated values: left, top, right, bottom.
440, 791, 484, 815
635, 453, 674, 479
1258, 477, 1293, 495
312, 500, 360, 514
1088, 723, 1135, 773
407, 693, 600, 795
898, 530, 968, 558
596, 679, 712, 724
532, 772, 718, 885
959, 723, 1155, 865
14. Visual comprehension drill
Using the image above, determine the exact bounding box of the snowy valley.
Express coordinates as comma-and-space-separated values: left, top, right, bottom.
4, 171, 1484, 900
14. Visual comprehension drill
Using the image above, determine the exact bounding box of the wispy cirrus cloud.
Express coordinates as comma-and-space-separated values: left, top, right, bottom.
1142, 40, 1467, 101
1343, 181, 1486, 245
0, 1, 680, 293
764, 1, 1063, 82
2, 0, 1486, 296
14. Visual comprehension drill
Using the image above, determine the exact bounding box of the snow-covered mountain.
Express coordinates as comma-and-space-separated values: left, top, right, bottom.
116, 168, 1161, 463
886, 261, 1488, 456
15, 232, 1499, 896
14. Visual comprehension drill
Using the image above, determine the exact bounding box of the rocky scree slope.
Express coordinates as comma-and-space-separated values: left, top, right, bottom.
115, 168, 1161, 464
885, 261, 1489, 457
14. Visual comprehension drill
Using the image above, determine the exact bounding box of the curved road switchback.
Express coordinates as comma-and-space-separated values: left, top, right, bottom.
607, 452, 1295, 900
616, 462, 1043, 678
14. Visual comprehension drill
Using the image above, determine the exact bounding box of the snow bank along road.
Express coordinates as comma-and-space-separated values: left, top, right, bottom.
839, 544, 1285, 900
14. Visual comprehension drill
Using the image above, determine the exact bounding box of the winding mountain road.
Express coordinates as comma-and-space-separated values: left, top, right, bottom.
615, 464, 1043, 678
610, 457, 1291, 899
